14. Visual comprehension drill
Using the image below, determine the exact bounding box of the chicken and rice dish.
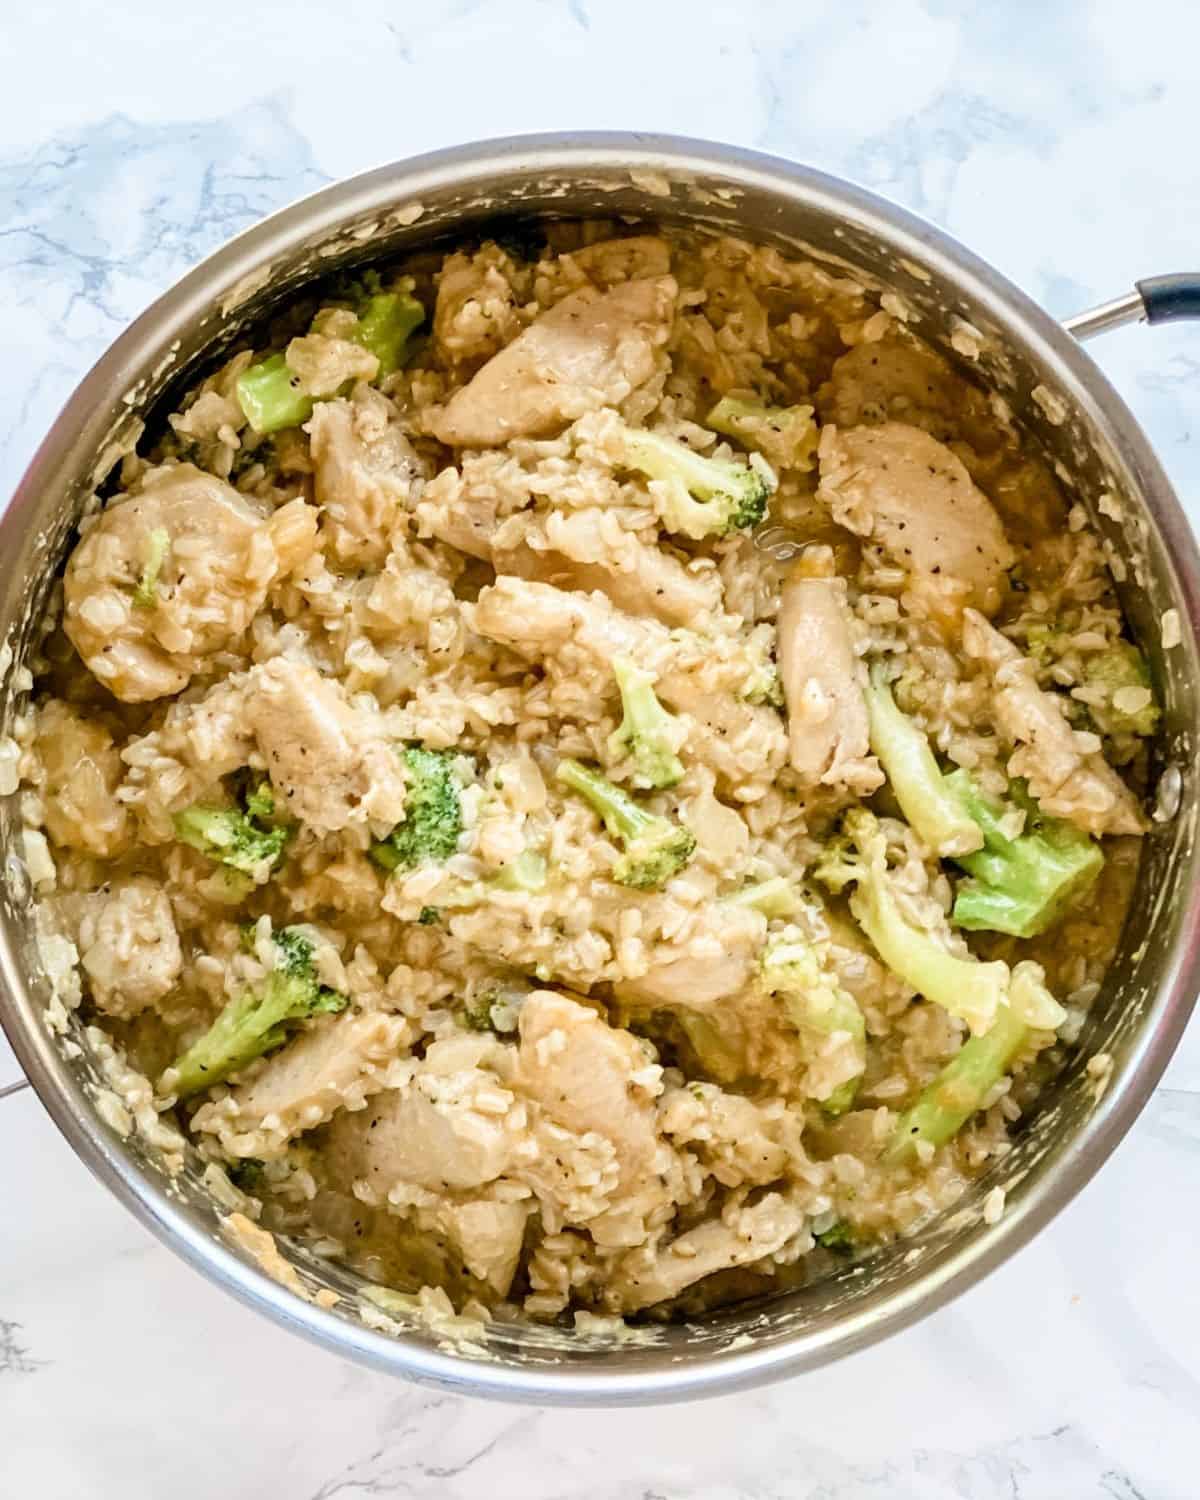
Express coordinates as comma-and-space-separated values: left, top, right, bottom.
17, 225, 1156, 1321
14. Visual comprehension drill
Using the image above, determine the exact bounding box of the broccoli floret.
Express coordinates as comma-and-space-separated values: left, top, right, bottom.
173, 779, 289, 882
235, 353, 315, 434
761, 927, 866, 1114
724, 876, 801, 919
885, 1002, 1029, 1163
706, 395, 818, 472
945, 772, 1103, 939
606, 655, 685, 789
163, 926, 348, 1098
1083, 641, 1160, 738
741, 661, 785, 709
133, 527, 170, 609
555, 757, 696, 890
417, 906, 442, 926
817, 810, 1066, 1037
865, 665, 982, 858
370, 747, 465, 872
817, 809, 1011, 1037
620, 426, 774, 540
349, 284, 425, 377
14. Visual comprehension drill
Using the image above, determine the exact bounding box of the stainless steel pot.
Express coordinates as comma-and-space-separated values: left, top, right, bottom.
2, 133, 1198, 1405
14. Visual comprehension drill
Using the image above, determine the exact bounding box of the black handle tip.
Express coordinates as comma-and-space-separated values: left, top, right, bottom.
1135, 273, 1200, 325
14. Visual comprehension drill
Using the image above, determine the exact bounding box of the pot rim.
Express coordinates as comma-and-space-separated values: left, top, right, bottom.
4, 131, 1199, 1405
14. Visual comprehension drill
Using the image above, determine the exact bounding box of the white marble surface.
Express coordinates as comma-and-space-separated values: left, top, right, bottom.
2, 1, 1199, 1494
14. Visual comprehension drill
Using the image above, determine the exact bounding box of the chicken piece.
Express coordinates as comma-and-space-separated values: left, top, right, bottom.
322, 1037, 520, 1197
517, 992, 659, 1166
819, 338, 994, 445
433, 1199, 529, 1296
475, 574, 662, 663
777, 551, 882, 792
962, 610, 1146, 836
474, 578, 786, 780
309, 389, 423, 567
192, 1012, 410, 1159
659, 1085, 792, 1188
616, 904, 765, 1012
430, 277, 677, 447
608, 1192, 806, 1312
817, 422, 1015, 617
244, 659, 407, 833
569, 235, 672, 288
433, 246, 522, 364
415, 485, 498, 561
516, 991, 663, 1245
72, 878, 182, 1019
495, 507, 720, 629
64, 464, 286, 702
34, 700, 131, 857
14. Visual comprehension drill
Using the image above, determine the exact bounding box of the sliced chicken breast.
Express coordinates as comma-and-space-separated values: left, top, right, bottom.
430, 277, 676, 447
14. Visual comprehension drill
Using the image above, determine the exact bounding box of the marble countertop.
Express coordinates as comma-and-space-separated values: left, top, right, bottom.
3, 2, 1199, 1494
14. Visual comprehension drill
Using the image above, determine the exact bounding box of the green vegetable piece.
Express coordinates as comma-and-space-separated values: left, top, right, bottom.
761, 927, 866, 1113
1084, 641, 1160, 737
706, 395, 818, 471
865, 666, 982, 858
228, 1158, 266, 1193
133, 527, 170, 609
814, 1221, 855, 1254
885, 1003, 1028, 1163
492, 849, 548, 893
817, 809, 1009, 1037
243, 781, 276, 822
163, 926, 348, 1098
725, 876, 801, 919
350, 289, 425, 377
555, 757, 696, 890
417, 906, 442, 926
607, 655, 685, 789
173, 804, 289, 881
946, 771, 1103, 939
620, 426, 774, 539
370, 747, 464, 872
236, 353, 314, 434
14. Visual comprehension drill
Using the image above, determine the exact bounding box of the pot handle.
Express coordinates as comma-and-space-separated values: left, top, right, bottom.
1064, 273, 1200, 340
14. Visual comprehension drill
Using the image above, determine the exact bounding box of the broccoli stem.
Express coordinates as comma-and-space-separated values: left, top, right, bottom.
607, 655, 685, 789
235, 353, 315, 434
133, 527, 170, 609
946, 771, 1103, 939
865, 666, 982, 857
885, 1003, 1028, 1163
849, 858, 1009, 1037
555, 757, 695, 890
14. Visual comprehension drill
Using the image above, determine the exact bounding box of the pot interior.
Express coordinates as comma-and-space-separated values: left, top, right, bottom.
2, 143, 1197, 1399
